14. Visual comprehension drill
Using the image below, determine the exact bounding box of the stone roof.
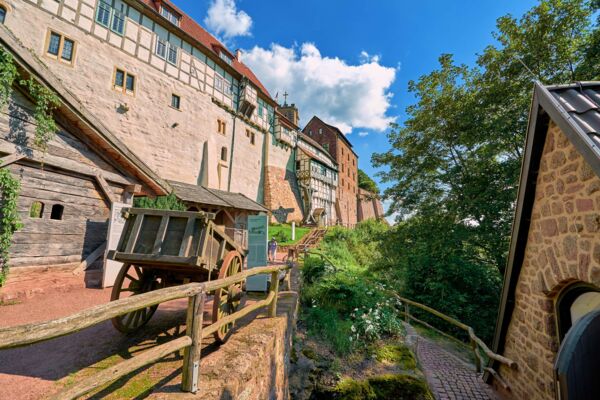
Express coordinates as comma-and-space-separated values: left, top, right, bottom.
168, 180, 268, 213
488, 81, 600, 381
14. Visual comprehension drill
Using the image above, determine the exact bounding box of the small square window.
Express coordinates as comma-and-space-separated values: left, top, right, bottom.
48, 32, 60, 56
61, 38, 74, 61
171, 94, 181, 109
125, 74, 135, 92
114, 69, 125, 88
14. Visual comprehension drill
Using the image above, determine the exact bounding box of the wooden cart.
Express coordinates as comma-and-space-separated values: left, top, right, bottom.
107, 208, 247, 343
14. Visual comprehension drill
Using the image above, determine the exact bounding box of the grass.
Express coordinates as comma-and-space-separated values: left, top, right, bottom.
269, 223, 311, 245
373, 344, 417, 370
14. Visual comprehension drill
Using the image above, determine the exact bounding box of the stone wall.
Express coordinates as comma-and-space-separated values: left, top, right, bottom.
357, 188, 384, 222
8, 0, 269, 202
497, 121, 600, 400
264, 166, 304, 224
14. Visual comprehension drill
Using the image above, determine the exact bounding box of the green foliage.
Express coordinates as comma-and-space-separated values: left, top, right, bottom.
301, 222, 402, 354
19, 78, 60, 152
358, 169, 380, 195
133, 193, 186, 210
273, 229, 289, 243
373, 344, 416, 370
269, 223, 310, 245
0, 48, 17, 108
367, 375, 433, 400
0, 169, 22, 286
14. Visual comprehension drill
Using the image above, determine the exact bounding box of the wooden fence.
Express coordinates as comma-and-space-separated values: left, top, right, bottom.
0, 264, 290, 399
398, 295, 516, 390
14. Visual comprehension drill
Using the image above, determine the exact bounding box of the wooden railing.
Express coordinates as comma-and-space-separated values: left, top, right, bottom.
397, 295, 516, 389
298, 250, 339, 271
0, 264, 290, 399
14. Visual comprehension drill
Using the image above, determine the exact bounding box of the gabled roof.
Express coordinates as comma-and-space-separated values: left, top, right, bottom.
297, 132, 337, 167
0, 27, 170, 195
137, 0, 271, 100
488, 81, 600, 380
168, 180, 268, 213
303, 116, 358, 157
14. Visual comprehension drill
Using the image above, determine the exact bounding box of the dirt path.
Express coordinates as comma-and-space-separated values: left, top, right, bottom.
405, 324, 500, 400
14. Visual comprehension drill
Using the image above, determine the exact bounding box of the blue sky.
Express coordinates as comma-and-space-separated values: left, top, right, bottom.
175, 0, 538, 194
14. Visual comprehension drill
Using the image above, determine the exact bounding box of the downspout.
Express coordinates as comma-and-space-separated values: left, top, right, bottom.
227, 114, 237, 192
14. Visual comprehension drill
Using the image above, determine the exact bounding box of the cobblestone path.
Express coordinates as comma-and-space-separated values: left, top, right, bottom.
406, 324, 500, 400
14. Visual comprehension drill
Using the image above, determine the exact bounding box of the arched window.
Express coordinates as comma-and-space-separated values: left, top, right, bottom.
0, 7, 7, 24
50, 204, 64, 220
556, 283, 600, 341
29, 201, 44, 218
220, 146, 228, 162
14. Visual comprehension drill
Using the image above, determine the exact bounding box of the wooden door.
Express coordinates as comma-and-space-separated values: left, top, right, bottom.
555, 309, 600, 400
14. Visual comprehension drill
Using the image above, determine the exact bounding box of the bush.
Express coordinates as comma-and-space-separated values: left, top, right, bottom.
273, 230, 289, 243
133, 193, 186, 210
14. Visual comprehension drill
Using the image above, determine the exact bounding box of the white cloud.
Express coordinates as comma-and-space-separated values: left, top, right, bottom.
204, 0, 252, 40
359, 51, 380, 64
383, 199, 399, 225
358, 131, 369, 137
241, 43, 397, 133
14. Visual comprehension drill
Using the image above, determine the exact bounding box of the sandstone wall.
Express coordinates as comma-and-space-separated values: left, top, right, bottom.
7, 0, 268, 202
497, 121, 600, 399
357, 188, 384, 222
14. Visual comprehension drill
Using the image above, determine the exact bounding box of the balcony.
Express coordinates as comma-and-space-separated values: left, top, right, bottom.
238, 82, 257, 118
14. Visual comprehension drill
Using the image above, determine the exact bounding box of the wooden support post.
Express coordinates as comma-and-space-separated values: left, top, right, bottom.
471, 338, 481, 373
268, 271, 279, 318
182, 292, 206, 393
404, 303, 410, 323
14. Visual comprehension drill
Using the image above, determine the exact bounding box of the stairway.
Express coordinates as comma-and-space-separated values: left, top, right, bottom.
295, 228, 327, 253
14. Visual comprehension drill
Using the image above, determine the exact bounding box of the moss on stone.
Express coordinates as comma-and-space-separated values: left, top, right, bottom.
333, 378, 376, 400
374, 344, 417, 370
302, 346, 319, 360
368, 374, 433, 400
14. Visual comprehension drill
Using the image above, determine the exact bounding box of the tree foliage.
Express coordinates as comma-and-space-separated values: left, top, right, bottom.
358, 169, 380, 195
0, 169, 22, 286
372, 0, 598, 341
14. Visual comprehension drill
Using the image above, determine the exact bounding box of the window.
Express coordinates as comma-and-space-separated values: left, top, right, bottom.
556, 283, 600, 341
323, 143, 329, 152
113, 67, 135, 94
217, 119, 226, 135
160, 5, 180, 26
221, 146, 228, 162
214, 75, 232, 95
246, 129, 255, 145
155, 38, 178, 65
319, 128, 323, 134
308, 130, 313, 136
258, 103, 264, 117
45, 31, 77, 65
171, 94, 181, 110
0, 6, 7, 24
29, 201, 44, 218
50, 204, 64, 220
219, 51, 233, 65
95, 0, 126, 35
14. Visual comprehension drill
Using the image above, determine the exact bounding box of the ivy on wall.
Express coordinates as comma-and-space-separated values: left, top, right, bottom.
0, 47, 60, 285
0, 168, 22, 286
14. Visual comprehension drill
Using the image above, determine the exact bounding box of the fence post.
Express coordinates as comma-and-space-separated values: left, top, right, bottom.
268, 270, 280, 318
404, 303, 410, 323
182, 291, 206, 393
471, 338, 481, 373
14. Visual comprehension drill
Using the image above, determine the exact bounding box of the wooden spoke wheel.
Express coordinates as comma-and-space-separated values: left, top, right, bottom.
111, 264, 165, 334
212, 251, 244, 343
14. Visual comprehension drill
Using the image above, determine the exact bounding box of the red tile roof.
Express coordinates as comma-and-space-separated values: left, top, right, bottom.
137, 0, 271, 99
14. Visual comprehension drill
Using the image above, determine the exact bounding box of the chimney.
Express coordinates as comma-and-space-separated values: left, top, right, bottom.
236, 49, 242, 61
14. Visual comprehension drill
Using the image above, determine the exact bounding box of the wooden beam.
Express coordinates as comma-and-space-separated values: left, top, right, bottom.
73, 242, 107, 276
95, 174, 117, 204
0, 153, 25, 168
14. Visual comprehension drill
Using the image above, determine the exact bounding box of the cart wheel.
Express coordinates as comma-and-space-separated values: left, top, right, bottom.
111, 264, 164, 334
212, 251, 244, 343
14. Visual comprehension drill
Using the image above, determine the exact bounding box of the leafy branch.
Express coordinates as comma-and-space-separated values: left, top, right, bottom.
0, 168, 22, 286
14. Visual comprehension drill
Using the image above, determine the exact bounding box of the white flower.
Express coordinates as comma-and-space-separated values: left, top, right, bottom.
351, 325, 356, 333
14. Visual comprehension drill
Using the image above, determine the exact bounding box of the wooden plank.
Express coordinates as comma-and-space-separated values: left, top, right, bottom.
152, 216, 169, 254
18, 186, 108, 208
73, 242, 107, 275
10, 254, 84, 267
10, 242, 86, 257
182, 292, 205, 393
110, 252, 202, 267
53, 336, 192, 400
178, 217, 197, 257
124, 214, 143, 253
126, 208, 214, 220
0, 153, 25, 168
19, 175, 106, 200
10, 164, 124, 193
95, 174, 117, 204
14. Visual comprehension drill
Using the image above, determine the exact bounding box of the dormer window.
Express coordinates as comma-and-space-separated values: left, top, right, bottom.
160, 5, 180, 26
219, 51, 233, 65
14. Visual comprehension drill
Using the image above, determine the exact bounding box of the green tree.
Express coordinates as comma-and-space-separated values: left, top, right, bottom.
358, 169, 380, 195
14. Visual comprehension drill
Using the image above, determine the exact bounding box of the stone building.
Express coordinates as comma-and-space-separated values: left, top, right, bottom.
2, 0, 292, 209
488, 82, 600, 399
0, 29, 168, 280
303, 116, 358, 226
296, 133, 338, 226
357, 188, 384, 222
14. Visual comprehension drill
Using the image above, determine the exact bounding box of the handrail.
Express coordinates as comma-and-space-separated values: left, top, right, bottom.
299, 250, 339, 271
395, 294, 515, 390
0, 264, 290, 398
